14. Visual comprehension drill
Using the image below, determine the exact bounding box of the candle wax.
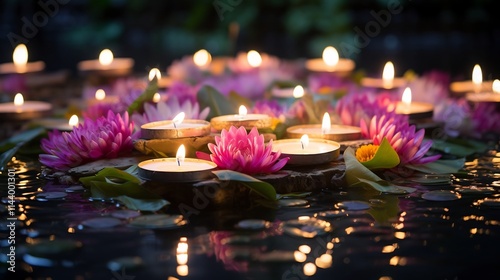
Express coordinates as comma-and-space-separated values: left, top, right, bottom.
290, 125, 361, 135
150, 123, 207, 129
395, 101, 434, 115
215, 114, 269, 121
0, 101, 52, 113
140, 159, 215, 172
0, 61, 45, 74
305, 58, 355, 73
466, 92, 500, 103
272, 142, 337, 154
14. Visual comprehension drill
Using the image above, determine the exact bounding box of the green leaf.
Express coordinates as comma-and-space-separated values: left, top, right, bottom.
228, 91, 253, 109
197, 85, 234, 120
79, 167, 141, 187
212, 170, 277, 201
367, 195, 401, 225
430, 138, 489, 157
359, 138, 400, 170
344, 147, 416, 194
0, 127, 45, 170
405, 158, 465, 174
114, 196, 169, 211
276, 192, 311, 199
127, 79, 158, 115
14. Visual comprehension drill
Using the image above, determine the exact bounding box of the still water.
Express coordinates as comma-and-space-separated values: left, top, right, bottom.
1, 143, 500, 280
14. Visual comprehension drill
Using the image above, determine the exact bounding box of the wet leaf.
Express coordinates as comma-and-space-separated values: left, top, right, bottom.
406, 158, 465, 174
212, 170, 277, 201
344, 147, 416, 194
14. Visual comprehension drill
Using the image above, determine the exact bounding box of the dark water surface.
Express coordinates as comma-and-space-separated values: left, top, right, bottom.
1, 142, 500, 280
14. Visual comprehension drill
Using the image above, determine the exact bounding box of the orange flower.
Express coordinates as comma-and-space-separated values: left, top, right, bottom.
355, 144, 379, 162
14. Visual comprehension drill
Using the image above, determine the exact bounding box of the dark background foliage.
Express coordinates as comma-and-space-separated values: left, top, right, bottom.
1, 0, 499, 79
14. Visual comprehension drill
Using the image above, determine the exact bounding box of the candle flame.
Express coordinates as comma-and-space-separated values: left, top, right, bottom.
95, 89, 106, 100
472, 64, 482, 93
68, 115, 79, 127
402, 87, 412, 105
293, 85, 305, 98
238, 105, 248, 116
148, 68, 161, 81
193, 49, 212, 67
99, 49, 114, 66
493, 79, 500, 94
321, 112, 331, 134
322, 46, 339, 67
14, 93, 24, 106
13, 44, 28, 68
152, 92, 161, 103
247, 50, 262, 68
176, 144, 186, 167
382, 61, 394, 88
300, 134, 309, 150
172, 112, 185, 128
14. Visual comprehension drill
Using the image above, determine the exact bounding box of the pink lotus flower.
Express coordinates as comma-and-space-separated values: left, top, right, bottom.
206, 126, 289, 175
433, 98, 474, 138
471, 102, 500, 137
361, 114, 441, 165
131, 96, 210, 127
40, 110, 139, 171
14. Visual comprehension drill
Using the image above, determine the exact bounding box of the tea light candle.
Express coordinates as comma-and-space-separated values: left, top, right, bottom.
286, 112, 362, 142
305, 46, 355, 75
210, 105, 273, 131
272, 134, 340, 166
0, 44, 45, 74
86, 88, 120, 107
450, 64, 493, 94
466, 79, 500, 103
33, 115, 80, 131
0, 93, 52, 121
272, 85, 305, 99
78, 48, 134, 76
193, 49, 212, 70
361, 61, 407, 90
138, 144, 217, 182
395, 87, 434, 119
141, 112, 211, 139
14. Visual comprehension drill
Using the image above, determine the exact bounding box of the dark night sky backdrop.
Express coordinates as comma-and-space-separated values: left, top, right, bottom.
1, 0, 499, 80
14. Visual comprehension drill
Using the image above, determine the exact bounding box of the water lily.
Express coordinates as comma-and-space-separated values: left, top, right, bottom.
40, 110, 138, 171
361, 114, 441, 165
206, 126, 289, 175
131, 96, 210, 127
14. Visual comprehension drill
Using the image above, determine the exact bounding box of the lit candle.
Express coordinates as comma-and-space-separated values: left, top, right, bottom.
271, 84, 306, 99
466, 78, 500, 103
77, 48, 134, 76
286, 112, 362, 142
0, 44, 45, 74
395, 87, 434, 119
210, 105, 273, 131
247, 50, 262, 68
193, 49, 212, 69
361, 61, 407, 89
141, 112, 211, 139
271, 134, 341, 166
305, 46, 355, 74
0, 92, 52, 121
450, 64, 493, 94
138, 145, 217, 182
87, 88, 119, 106
34, 114, 80, 131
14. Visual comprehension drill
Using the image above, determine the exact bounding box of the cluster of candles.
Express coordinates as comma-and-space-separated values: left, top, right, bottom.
1, 43, 499, 181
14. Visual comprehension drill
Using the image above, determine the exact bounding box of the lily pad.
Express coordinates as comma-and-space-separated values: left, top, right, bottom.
81, 217, 122, 228
213, 170, 277, 201
128, 214, 186, 229
421, 190, 461, 201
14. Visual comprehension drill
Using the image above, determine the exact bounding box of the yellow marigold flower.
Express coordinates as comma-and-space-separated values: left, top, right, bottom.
355, 144, 379, 162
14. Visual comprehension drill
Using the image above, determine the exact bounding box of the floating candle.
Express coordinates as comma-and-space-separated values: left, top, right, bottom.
305, 46, 355, 75
286, 112, 362, 142
0, 93, 52, 121
361, 61, 407, 89
141, 112, 211, 139
138, 144, 217, 182
271, 85, 305, 99
450, 64, 494, 94
77, 48, 134, 76
86, 88, 120, 106
466, 79, 500, 103
0, 44, 45, 74
33, 114, 80, 131
272, 134, 340, 166
210, 105, 273, 131
193, 49, 212, 69
395, 87, 434, 119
